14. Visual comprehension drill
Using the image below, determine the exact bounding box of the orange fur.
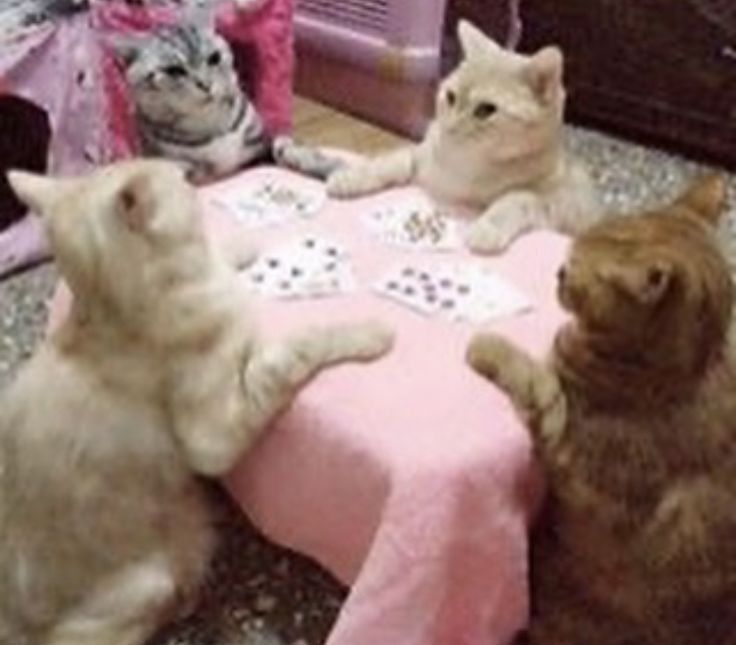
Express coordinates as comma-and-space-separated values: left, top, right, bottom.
555, 174, 732, 410
469, 175, 736, 645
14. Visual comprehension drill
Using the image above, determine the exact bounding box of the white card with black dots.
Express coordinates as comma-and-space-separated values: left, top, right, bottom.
363, 195, 462, 252
211, 178, 326, 228
374, 263, 532, 323
244, 235, 355, 299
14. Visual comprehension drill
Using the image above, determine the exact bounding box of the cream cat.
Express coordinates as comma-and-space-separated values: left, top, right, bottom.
328, 20, 600, 254
0, 160, 392, 645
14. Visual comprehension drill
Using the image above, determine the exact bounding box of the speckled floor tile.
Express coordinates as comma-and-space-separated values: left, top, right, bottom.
1, 124, 735, 645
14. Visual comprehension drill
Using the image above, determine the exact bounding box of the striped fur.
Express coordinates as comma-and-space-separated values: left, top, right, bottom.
116, 19, 343, 183
0, 0, 88, 40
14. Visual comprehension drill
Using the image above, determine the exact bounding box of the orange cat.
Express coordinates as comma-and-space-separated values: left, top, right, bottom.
468, 176, 736, 645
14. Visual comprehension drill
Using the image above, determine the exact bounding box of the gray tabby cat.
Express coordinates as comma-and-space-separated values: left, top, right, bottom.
0, 0, 88, 40
115, 13, 340, 183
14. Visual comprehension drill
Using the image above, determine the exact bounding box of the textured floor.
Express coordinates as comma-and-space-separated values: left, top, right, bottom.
1, 99, 735, 644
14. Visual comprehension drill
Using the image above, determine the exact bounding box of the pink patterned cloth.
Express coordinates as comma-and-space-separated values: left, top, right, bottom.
0, 0, 294, 277
217, 0, 294, 135
48, 168, 570, 645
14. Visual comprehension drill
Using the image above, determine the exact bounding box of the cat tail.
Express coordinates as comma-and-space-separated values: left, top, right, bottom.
271, 136, 347, 181
467, 332, 567, 455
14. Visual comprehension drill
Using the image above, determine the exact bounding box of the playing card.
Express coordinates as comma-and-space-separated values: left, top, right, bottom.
373, 263, 531, 323
210, 178, 326, 228
445, 265, 532, 323
243, 235, 355, 299
363, 196, 462, 251
374, 265, 443, 315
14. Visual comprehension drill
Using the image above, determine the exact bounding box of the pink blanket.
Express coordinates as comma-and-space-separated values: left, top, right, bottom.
49, 168, 570, 645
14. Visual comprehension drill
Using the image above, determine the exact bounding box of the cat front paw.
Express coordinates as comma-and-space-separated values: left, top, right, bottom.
226, 241, 258, 271
326, 166, 375, 199
341, 321, 395, 361
213, 220, 257, 270
183, 163, 214, 186
464, 221, 515, 255
466, 332, 516, 381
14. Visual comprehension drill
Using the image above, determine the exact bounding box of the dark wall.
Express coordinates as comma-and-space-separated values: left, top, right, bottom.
0, 96, 51, 230
442, 0, 516, 73
443, 0, 736, 168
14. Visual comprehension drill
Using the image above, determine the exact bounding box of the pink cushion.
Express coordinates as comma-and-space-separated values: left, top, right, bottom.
48, 168, 570, 645
217, 0, 294, 135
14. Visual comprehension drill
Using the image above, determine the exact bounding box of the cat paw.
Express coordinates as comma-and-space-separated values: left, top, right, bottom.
272, 136, 345, 181
326, 166, 374, 199
342, 321, 395, 361
271, 135, 293, 165
227, 243, 258, 271
216, 223, 257, 270
464, 222, 515, 255
466, 332, 515, 381
183, 164, 212, 186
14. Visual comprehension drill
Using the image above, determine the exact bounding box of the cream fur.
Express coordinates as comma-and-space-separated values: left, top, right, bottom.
0, 160, 393, 645
327, 20, 601, 254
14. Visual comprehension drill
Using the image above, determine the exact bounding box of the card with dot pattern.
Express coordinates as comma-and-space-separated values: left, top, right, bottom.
243, 235, 355, 299
374, 263, 531, 323
210, 178, 326, 228
363, 196, 462, 252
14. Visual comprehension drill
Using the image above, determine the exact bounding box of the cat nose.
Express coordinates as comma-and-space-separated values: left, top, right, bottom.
446, 118, 464, 134
194, 78, 212, 94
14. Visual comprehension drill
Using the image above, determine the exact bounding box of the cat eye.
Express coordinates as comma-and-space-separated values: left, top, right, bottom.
446, 90, 456, 107
164, 65, 187, 78
473, 102, 498, 120
207, 51, 221, 66
120, 188, 137, 212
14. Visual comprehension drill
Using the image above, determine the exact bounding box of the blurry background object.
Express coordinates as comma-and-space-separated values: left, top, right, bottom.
517, 0, 736, 169
293, 0, 450, 138
0, 95, 51, 231
302, 0, 736, 169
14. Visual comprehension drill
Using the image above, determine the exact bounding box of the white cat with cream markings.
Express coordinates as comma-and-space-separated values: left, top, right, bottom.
328, 20, 601, 254
115, 8, 340, 183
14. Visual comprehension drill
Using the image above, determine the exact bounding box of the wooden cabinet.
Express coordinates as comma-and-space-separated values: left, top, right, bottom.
443, 0, 736, 167
520, 0, 736, 168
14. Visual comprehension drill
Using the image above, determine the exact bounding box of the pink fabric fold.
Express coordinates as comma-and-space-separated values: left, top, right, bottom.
217, 0, 294, 135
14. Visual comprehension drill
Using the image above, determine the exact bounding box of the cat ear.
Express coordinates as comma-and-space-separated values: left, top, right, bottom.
524, 46, 564, 105
116, 174, 156, 233
108, 35, 144, 68
185, 0, 217, 30
604, 261, 673, 305
674, 174, 727, 225
6, 170, 65, 216
458, 20, 501, 60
